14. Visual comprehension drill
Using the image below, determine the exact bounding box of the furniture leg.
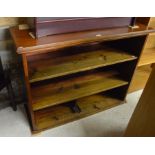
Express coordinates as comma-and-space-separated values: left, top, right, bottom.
6, 82, 17, 111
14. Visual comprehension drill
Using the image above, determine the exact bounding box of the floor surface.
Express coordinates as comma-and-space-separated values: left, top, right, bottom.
0, 90, 143, 137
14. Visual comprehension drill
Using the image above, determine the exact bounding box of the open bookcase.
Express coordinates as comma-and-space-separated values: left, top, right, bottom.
10, 22, 154, 132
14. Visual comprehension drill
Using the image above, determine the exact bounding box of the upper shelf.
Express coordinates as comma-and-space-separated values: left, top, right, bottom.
10, 23, 155, 55
29, 47, 137, 83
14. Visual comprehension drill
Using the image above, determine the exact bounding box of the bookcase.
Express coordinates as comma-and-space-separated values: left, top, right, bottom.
129, 17, 155, 92
10, 23, 154, 132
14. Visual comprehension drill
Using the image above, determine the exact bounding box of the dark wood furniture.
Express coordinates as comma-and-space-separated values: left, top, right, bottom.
27, 17, 134, 38
0, 57, 17, 111
10, 23, 155, 132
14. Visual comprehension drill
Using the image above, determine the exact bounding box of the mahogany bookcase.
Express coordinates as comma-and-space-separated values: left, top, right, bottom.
10, 23, 155, 133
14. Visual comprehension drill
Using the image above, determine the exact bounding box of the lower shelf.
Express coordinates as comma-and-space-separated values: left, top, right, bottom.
34, 94, 123, 131
31, 70, 128, 111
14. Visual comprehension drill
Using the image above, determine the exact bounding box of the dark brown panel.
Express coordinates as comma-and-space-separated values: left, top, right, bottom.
34, 17, 133, 38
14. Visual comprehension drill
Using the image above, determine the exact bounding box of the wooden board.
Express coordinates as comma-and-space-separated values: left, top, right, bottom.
31, 71, 128, 111
34, 94, 123, 131
10, 23, 155, 54
29, 48, 137, 83
129, 65, 152, 93
144, 33, 155, 49
138, 48, 155, 66
148, 17, 155, 28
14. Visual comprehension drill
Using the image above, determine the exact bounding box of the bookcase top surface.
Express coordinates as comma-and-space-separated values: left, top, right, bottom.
10, 23, 155, 55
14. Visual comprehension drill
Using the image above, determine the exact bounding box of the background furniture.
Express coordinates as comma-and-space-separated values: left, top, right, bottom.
0, 57, 17, 111
10, 21, 154, 132
125, 64, 155, 136
129, 17, 155, 92
27, 17, 134, 38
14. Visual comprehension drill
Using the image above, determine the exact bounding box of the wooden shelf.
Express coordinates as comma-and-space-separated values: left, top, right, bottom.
29, 48, 137, 83
31, 70, 128, 111
34, 94, 123, 130
138, 48, 155, 66
129, 65, 152, 93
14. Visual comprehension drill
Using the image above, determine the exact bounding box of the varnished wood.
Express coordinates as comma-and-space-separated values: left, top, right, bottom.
22, 54, 36, 130
10, 23, 154, 55
148, 17, 155, 28
10, 19, 154, 132
32, 71, 128, 111
138, 48, 155, 66
136, 17, 150, 26
29, 17, 133, 38
144, 33, 155, 49
34, 94, 123, 131
129, 65, 151, 93
125, 64, 155, 136
29, 47, 137, 83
